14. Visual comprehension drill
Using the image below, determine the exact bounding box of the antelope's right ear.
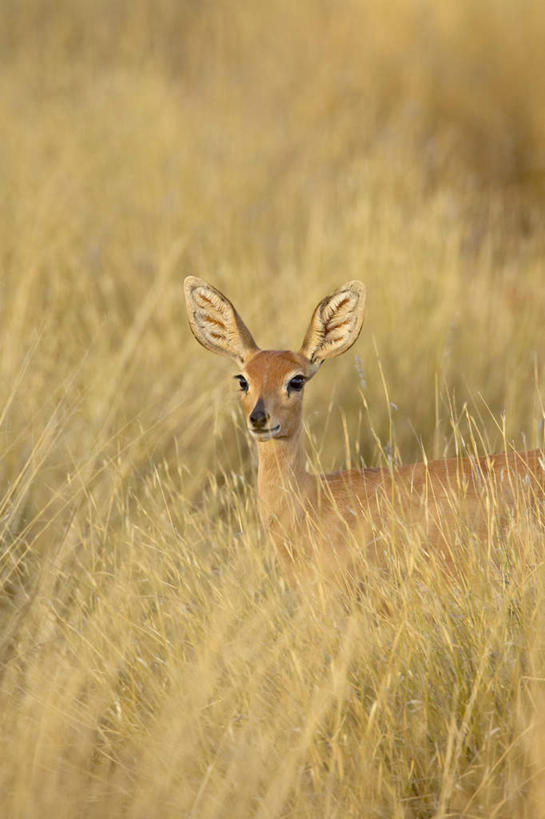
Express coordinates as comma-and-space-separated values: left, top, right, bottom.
183, 276, 259, 365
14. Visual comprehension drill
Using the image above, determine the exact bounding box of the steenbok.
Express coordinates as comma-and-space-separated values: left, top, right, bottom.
184, 276, 544, 576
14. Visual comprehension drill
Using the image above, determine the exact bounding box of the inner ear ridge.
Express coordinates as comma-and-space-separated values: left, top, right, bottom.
326, 317, 353, 332
202, 314, 227, 329
196, 296, 227, 317
321, 293, 356, 323
195, 292, 220, 310
197, 292, 214, 306
327, 295, 351, 313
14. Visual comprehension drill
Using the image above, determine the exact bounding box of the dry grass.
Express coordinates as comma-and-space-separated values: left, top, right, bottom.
1, 1, 545, 816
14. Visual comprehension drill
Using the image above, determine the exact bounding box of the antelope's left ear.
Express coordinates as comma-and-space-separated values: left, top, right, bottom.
299, 281, 366, 367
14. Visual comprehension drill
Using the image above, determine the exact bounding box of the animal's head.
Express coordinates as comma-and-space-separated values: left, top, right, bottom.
184, 276, 366, 441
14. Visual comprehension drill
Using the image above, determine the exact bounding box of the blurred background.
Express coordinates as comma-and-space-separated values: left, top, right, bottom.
1, 2, 545, 815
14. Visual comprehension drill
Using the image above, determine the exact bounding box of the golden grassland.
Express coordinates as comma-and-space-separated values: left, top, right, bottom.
1, 1, 545, 815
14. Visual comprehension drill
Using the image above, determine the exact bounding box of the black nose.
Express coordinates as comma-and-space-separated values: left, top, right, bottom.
250, 397, 268, 429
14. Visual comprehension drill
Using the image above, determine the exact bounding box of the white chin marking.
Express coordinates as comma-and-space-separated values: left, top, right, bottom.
250, 424, 281, 439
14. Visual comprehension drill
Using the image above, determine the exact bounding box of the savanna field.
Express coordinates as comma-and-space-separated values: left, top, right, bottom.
1, 1, 545, 816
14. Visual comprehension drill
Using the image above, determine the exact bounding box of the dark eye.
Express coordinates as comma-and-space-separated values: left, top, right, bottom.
234, 375, 249, 393
287, 375, 305, 394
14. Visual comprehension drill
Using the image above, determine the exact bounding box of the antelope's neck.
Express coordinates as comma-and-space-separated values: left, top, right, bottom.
256, 430, 313, 522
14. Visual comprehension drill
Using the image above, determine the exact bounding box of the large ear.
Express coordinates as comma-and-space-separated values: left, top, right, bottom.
184, 276, 259, 365
300, 280, 366, 366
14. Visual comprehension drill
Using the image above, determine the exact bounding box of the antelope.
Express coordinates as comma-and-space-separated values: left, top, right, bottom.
184, 276, 544, 577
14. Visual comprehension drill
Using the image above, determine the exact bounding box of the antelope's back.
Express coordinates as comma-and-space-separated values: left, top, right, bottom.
317, 448, 544, 566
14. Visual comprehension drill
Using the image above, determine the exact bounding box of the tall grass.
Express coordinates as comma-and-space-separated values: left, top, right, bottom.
0, 1, 544, 815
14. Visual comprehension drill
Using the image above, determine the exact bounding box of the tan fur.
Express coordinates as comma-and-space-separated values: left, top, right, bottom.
184, 277, 544, 576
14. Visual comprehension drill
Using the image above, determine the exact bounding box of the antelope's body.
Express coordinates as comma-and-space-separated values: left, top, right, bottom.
184, 276, 544, 575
